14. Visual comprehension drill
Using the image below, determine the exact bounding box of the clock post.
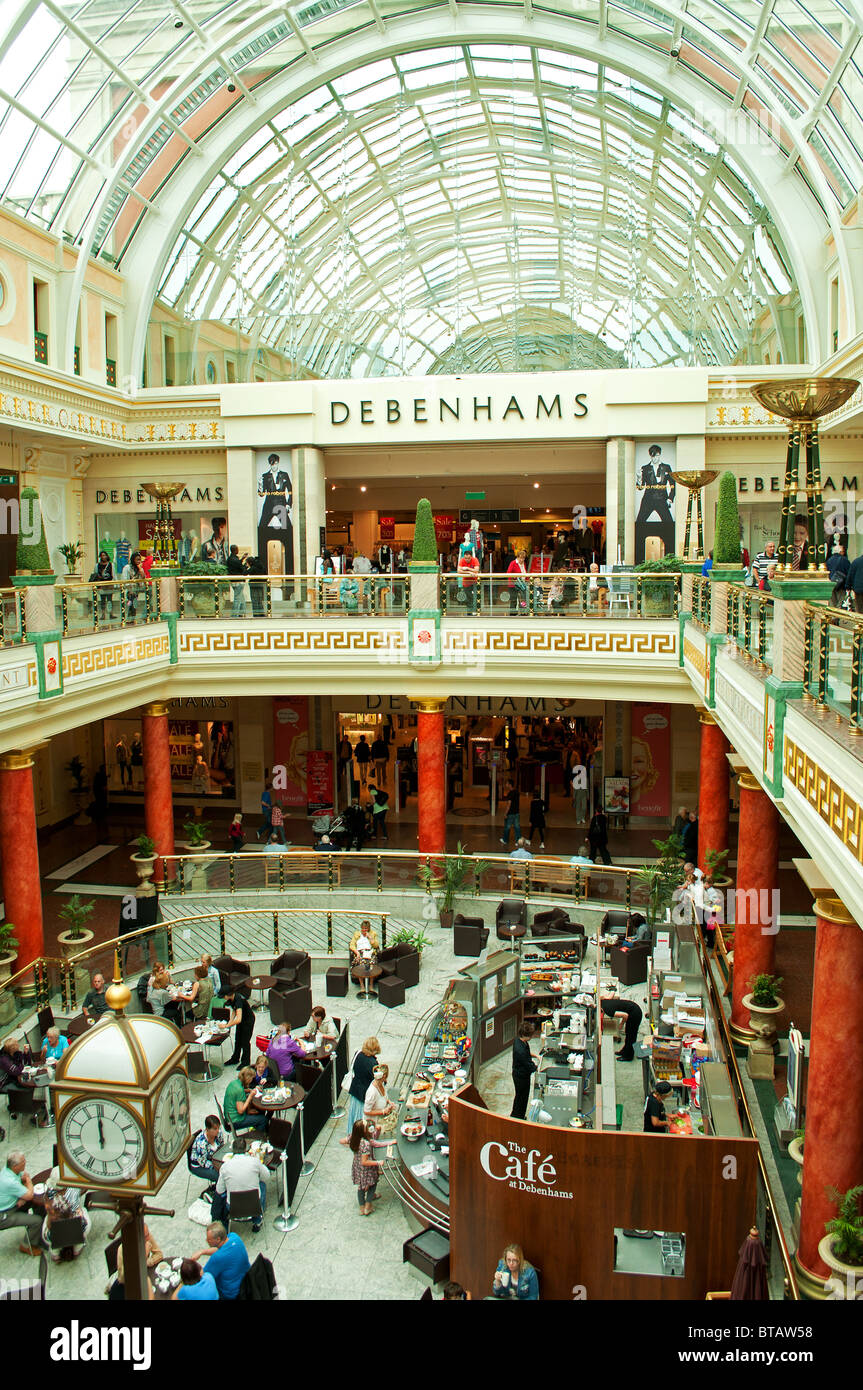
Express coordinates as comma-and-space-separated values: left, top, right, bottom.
50, 952, 191, 1300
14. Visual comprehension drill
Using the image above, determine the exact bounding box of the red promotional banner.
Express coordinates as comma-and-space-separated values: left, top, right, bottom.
272, 696, 308, 808
630, 703, 671, 816
139, 518, 182, 545
379, 516, 395, 539
307, 750, 334, 814
434, 513, 455, 546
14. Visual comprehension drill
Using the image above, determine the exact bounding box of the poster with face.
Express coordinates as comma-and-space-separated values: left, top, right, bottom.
634, 439, 676, 564
256, 448, 294, 575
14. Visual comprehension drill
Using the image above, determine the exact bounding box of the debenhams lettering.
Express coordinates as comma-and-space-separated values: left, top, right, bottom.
330, 392, 588, 426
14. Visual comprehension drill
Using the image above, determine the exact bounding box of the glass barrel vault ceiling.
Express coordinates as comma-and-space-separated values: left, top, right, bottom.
0, 0, 860, 376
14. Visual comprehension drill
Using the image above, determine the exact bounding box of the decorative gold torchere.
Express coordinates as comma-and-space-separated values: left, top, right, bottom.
670, 470, 719, 560
749, 379, 858, 574
140, 482, 184, 565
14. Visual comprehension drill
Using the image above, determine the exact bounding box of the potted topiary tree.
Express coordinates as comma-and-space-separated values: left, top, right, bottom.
14, 487, 53, 577
705, 846, 732, 888
819, 1185, 863, 1297
711, 471, 745, 581
408, 497, 441, 618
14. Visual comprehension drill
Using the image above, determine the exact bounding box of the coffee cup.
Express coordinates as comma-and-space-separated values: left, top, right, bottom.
500, 1271, 510, 1288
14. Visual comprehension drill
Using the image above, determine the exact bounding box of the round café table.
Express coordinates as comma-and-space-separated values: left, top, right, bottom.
249, 1082, 305, 1114
181, 1021, 231, 1080
352, 962, 383, 999
246, 973, 278, 1008
497, 922, 527, 945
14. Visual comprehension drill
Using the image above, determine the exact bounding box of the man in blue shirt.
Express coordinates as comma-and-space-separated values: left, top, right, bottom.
191, 1222, 250, 1300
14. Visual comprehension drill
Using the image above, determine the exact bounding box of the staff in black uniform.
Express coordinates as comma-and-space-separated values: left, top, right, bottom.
224, 988, 256, 1069
599, 990, 643, 1062
511, 1023, 537, 1119
643, 1079, 672, 1132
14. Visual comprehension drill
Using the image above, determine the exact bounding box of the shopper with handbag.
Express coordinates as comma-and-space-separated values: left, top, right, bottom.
340, 1035, 381, 1143
364, 1062, 397, 1134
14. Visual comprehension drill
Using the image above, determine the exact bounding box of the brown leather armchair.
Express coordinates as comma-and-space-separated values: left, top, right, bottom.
268, 984, 312, 1029
453, 920, 490, 957
270, 950, 311, 988
378, 942, 420, 988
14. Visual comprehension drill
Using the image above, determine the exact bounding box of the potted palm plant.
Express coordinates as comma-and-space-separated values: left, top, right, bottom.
742, 972, 785, 1078
57, 894, 96, 993
183, 817, 212, 889
819, 1185, 863, 1297
638, 832, 685, 927
0, 920, 19, 979
59, 540, 84, 580
704, 846, 731, 888
421, 842, 489, 929
387, 925, 433, 961
131, 833, 159, 890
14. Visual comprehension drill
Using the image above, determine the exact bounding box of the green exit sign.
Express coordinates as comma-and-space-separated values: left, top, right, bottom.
465, 490, 486, 500
0, 475, 16, 485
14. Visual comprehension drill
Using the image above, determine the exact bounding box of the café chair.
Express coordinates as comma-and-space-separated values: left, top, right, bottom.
600, 909, 635, 938
187, 1049, 213, 1084
237, 1253, 278, 1301
268, 985, 312, 1030
226, 1188, 262, 1233
4, 1088, 46, 1128
270, 950, 311, 989
37, 1006, 55, 1035
46, 1215, 87, 1260
136, 975, 154, 1015
495, 898, 526, 942
378, 942, 420, 988
453, 917, 490, 958
104, 1238, 122, 1279
266, 1118, 292, 1156
0, 1251, 47, 1300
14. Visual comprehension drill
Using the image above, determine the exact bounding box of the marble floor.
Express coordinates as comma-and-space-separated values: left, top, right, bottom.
0, 924, 653, 1302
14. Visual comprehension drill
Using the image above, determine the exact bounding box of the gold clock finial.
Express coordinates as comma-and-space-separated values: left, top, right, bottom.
105, 949, 132, 1014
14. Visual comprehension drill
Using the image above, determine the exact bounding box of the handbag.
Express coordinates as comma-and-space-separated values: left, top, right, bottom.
341, 1048, 360, 1095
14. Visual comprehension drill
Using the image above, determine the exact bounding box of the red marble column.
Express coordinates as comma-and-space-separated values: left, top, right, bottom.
416, 700, 446, 858
730, 772, 781, 1038
697, 713, 729, 875
795, 897, 863, 1295
0, 749, 44, 967
142, 702, 175, 885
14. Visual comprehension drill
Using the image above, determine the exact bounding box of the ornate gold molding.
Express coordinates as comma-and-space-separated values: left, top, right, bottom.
63, 633, 169, 679
737, 771, 762, 791
813, 895, 857, 927
0, 741, 49, 770
784, 738, 863, 865
413, 698, 446, 713
698, 711, 716, 725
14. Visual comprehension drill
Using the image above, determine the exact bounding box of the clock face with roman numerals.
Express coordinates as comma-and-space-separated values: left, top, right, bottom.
153, 1071, 190, 1166
59, 1098, 146, 1183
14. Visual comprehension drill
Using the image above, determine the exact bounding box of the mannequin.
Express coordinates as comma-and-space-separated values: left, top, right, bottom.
115, 735, 131, 787
130, 732, 143, 788
114, 530, 131, 572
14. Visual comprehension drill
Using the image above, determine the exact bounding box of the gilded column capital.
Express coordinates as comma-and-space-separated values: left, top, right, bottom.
412, 698, 446, 713
813, 896, 856, 928
142, 701, 171, 718
0, 743, 48, 771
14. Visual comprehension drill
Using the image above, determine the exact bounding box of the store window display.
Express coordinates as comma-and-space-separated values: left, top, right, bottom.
104, 718, 236, 798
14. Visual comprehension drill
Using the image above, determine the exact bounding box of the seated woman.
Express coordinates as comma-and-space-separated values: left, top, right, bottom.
251, 1052, 280, 1089
42, 1186, 92, 1263
349, 920, 380, 996
266, 1025, 307, 1081
491, 1243, 539, 1300
147, 969, 184, 1025
0, 1035, 48, 1125
110, 1223, 163, 1298
188, 964, 214, 1021
224, 1067, 268, 1131
301, 1006, 338, 1044
173, 1258, 218, 1301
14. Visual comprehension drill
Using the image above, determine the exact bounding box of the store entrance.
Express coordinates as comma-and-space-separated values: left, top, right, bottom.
335, 708, 604, 838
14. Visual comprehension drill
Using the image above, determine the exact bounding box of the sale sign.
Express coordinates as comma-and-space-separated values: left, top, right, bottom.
379, 516, 395, 539
434, 513, 456, 546
630, 703, 671, 816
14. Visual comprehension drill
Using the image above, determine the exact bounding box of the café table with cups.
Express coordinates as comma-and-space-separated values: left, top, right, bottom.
249, 1081, 305, 1114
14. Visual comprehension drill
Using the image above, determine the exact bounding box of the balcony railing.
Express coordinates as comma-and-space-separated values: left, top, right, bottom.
441, 571, 680, 619
159, 846, 656, 910
690, 575, 712, 628
0, 587, 26, 647
803, 602, 863, 730
727, 585, 774, 669
56, 579, 162, 636
176, 572, 411, 620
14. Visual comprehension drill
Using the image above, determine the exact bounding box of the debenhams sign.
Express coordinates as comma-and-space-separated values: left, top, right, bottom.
330, 390, 588, 427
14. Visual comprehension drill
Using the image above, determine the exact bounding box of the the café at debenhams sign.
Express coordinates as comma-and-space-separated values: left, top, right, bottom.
480, 1138, 573, 1200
